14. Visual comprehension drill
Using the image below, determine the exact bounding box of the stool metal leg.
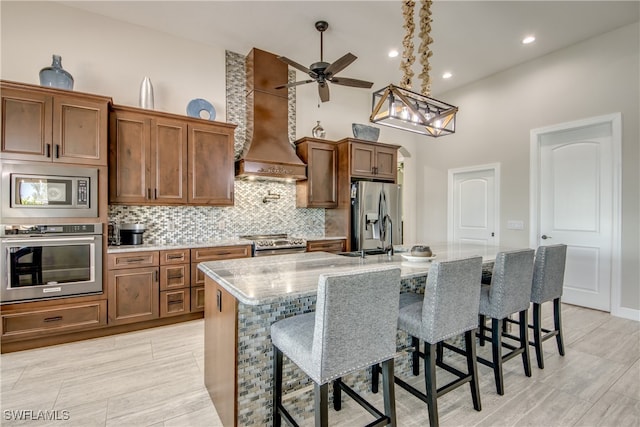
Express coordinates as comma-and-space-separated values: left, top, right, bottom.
554, 298, 565, 356
273, 346, 283, 427
520, 310, 532, 377
465, 329, 482, 411
314, 383, 328, 427
333, 378, 342, 411
532, 303, 544, 369
412, 336, 420, 376
424, 342, 439, 427
381, 359, 397, 427
371, 364, 380, 394
491, 318, 504, 395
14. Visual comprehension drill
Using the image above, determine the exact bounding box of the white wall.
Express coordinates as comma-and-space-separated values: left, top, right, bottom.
414, 22, 640, 312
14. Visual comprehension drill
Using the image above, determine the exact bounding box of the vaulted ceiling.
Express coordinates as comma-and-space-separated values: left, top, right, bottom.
59, 1, 639, 96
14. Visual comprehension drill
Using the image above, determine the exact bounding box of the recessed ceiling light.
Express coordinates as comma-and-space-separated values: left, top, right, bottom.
442, 72, 453, 79
522, 35, 536, 45
388, 50, 399, 58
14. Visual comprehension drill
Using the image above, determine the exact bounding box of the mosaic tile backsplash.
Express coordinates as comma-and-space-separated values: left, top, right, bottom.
109, 181, 324, 244
109, 51, 324, 243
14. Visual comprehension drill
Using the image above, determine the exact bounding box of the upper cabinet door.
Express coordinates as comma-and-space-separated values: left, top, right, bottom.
187, 123, 234, 206
109, 110, 152, 204
53, 95, 108, 165
373, 145, 398, 181
350, 142, 376, 177
151, 118, 188, 204
1, 81, 109, 165
1, 88, 53, 161
296, 138, 338, 208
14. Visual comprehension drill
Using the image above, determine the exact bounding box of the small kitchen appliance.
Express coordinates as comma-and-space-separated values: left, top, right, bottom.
120, 223, 146, 245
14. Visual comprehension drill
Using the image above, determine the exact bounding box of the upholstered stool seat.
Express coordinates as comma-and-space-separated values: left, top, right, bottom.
477, 249, 535, 395
374, 257, 483, 427
271, 266, 401, 427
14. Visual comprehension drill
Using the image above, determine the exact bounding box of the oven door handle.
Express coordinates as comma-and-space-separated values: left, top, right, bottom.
2, 236, 99, 244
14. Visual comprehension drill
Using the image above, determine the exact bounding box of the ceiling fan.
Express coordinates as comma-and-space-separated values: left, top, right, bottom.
275, 20, 374, 103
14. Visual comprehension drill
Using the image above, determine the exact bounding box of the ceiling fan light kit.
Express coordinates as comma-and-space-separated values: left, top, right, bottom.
370, 0, 458, 137
275, 20, 373, 102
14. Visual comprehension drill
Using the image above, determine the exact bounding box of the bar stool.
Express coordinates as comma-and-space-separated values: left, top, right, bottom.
505, 244, 567, 369
375, 257, 483, 427
271, 266, 401, 427
477, 249, 535, 395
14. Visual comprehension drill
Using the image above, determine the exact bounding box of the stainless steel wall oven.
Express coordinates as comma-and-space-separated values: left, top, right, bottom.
1, 223, 102, 303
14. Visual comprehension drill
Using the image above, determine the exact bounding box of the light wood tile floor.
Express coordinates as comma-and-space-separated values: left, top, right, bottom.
1, 303, 638, 426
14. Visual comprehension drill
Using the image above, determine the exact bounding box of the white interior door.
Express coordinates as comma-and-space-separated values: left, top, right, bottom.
532, 117, 619, 312
448, 165, 499, 247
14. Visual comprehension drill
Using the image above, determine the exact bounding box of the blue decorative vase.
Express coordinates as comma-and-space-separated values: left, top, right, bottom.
39, 55, 74, 90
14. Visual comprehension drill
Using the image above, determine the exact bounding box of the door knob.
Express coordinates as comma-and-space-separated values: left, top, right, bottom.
541, 235, 551, 240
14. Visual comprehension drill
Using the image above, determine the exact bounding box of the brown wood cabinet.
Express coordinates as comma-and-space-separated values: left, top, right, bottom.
295, 138, 338, 208
349, 140, 398, 181
204, 277, 238, 427
109, 105, 236, 206
1, 80, 109, 166
306, 239, 346, 253
159, 249, 190, 317
190, 245, 251, 313
1, 299, 107, 339
107, 252, 160, 325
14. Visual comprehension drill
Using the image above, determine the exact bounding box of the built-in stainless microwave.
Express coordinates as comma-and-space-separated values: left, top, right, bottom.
1, 163, 98, 219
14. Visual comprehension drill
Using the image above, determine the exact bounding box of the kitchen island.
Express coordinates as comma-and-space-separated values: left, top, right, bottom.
198, 243, 509, 426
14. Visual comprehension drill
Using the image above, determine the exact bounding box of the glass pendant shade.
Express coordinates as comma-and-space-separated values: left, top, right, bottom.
370, 84, 457, 137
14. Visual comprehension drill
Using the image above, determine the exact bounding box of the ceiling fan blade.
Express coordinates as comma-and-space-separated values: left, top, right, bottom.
323, 53, 357, 78
329, 77, 374, 89
318, 82, 330, 103
274, 79, 314, 90
277, 56, 313, 75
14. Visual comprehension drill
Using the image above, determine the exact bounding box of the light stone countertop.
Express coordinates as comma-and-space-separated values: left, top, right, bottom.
198, 242, 514, 305
107, 238, 253, 253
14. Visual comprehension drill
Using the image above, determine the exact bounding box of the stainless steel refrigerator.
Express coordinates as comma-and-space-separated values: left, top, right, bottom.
351, 181, 402, 253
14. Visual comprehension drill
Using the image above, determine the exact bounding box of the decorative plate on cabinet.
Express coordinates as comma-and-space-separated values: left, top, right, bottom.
187, 98, 216, 120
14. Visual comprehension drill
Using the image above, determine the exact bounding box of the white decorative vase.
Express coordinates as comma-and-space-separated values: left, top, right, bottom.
139, 77, 154, 109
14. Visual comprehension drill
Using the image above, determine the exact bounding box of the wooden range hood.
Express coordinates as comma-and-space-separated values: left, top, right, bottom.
235, 48, 307, 181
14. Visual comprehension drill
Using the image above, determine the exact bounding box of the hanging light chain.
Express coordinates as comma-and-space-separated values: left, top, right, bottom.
400, 0, 416, 90
418, 0, 433, 96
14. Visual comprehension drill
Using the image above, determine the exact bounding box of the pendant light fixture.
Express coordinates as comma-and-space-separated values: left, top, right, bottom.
370, 0, 458, 137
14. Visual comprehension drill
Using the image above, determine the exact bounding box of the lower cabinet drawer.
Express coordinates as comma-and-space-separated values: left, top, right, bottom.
160, 289, 191, 317
1, 300, 107, 339
191, 286, 205, 312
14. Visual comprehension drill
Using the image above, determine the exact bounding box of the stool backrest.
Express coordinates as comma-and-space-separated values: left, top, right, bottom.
312, 266, 401, 384
421, 256, 483, 343
486, 249, 535, 319
531, 244, 567, 304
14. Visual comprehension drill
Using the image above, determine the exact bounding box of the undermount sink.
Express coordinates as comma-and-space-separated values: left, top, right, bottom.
337, 249, 387, 257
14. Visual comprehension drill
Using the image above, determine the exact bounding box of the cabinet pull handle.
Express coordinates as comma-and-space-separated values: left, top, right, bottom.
147, 188, 151, 199
216, 289, 222, 312
125, 257, 145, 263
167, 274, 183, 280
167, 255, 183, 260
155, 270, 158, 282
217, 252, 231, 256
44, 316, 63, 322
46, 143, 51, 158
168, 300, 184, 305
55, 144, 60, 158
154, 188, 158, 199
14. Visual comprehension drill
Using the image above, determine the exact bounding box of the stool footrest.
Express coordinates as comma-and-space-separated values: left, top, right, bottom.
335, 379, 390, 427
